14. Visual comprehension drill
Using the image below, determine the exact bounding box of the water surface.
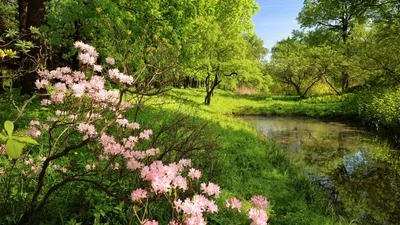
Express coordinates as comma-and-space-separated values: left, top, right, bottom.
241, 115, 400, 225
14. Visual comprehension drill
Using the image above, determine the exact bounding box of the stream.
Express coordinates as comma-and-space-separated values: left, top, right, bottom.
240, 115, 400, 225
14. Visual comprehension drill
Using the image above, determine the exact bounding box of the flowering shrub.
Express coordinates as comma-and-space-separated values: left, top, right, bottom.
0, 42, 269, 225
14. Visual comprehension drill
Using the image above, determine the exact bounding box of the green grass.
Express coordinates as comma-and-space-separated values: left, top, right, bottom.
157, 88, 356, 118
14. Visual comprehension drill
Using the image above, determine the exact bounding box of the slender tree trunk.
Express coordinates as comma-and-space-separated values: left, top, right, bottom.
204, 72, 220, 105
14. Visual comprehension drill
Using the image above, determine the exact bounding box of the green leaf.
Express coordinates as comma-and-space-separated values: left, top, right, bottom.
4, 120, 14, 136
0, 132, 7, 143
15, 136, 39, 145
6, 138, 24, 159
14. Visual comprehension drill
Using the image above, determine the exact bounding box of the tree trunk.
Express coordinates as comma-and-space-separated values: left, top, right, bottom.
204, 72, 220, 105
20, 0, 46, 95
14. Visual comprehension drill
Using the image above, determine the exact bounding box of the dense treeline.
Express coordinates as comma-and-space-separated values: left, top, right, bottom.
267, 0, 400, 98
0, 0, 268, 104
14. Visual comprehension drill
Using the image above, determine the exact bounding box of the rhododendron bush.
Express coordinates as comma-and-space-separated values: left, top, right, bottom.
0, 43, 268, 225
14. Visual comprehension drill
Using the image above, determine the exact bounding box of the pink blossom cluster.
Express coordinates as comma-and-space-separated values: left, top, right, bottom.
117, 119, 140, 130
247, 195, 269, 225
74, 41, 99, 69
139, 129, 153, 140
143, 220, 158, 225
225, 197, 242, 212
28, 120, 42, 138
35, 42, 130, 109
131, 188, 147, 201
248, 208, 268, 225
200, 182, 220, 197
34, 79, 49, 89
174, 194, 218, 225
188, 168, 201, 180
251, 195, 269, 210
85, 164, 96, 171
100, 132, 159, 171
108, 68, 134, 84
77, 122, 97, 140
51, 164, 68, 173
105, 57, 115, 65
141, 160, 194, 193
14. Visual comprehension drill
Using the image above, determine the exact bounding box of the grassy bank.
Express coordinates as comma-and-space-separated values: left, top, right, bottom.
141, 88, 352, 224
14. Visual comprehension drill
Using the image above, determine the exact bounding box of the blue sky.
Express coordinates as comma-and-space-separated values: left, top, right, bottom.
252, 0, 304, 55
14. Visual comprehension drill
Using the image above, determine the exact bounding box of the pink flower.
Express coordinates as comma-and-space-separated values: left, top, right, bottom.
105, 57, 115, 65
77, 123, 96, 140
248, 208, 268, 225
93, 64, 102, 72
25, 158, 33, 165
113, 162, 120, 170
145, 148, 159, 156
55, 110, 66, 116
73, 71, 85, 81
60, 67, 71, 74
127, 122, 140, 129
168, 221, 181, 225
124, 136, 139, 149
188, 168, 201, 180
117, 118, 129, 126
40, 99, 51, 106
71, 83, 86, 97
28, 127, 41, 138
143, 220, 158, 225
79, 53, 95, 65
226, 197, 242, 212
251, 195, 269, 210
54, 82, 67, 92
139, 129, 153, 140
207, 199, 218, 213
31, 166, 41, 173
88, 76, 105, 90
178, 159, 192, 168
30, 120, 40, 126
131, 188, 147, 201
108, 69, 133, 84
126, 158, 144, 171
200, 182, 220, 197
35, 79, 49, 89
173, 176, 188, 191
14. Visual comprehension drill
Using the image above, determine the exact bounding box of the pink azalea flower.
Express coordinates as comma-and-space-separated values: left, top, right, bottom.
105, 57, 115, 65
248, 208, 268, 225
200, 182, 220, 197
188, 168, 201, 180
131, 188, 147, 201
40, 99, 51, 106
226, 197, 242, 212
251, 195, 269, 210
143, 220, 158, 225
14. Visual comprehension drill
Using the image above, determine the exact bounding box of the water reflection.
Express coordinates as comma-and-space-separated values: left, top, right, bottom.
241, 116, 400, 225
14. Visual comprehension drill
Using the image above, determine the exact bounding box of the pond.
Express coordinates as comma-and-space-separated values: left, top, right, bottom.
240, 115, 400, 225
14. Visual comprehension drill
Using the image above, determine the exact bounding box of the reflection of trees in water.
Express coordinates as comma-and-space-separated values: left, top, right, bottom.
243, 116, 400, 224
294, 137, 400, 224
